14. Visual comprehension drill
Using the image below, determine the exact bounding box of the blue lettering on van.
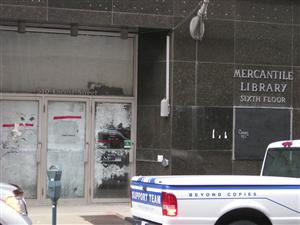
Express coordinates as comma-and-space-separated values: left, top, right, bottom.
132, 190, 162, 206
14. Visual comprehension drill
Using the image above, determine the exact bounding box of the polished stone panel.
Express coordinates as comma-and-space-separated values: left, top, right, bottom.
235, 22, 293, 66
136, 148, 171, 175
48, 8, 111, 26
173, 17, 196, 61
235, 108, 291, 160
293, 0, 300, 25
173, 62, 195, 106
173, 0, 199, 17
174, 0, 236, 19
194, 107, 233, 150
2, 0, 46, 6
171, 150, 232, 175
293, 109, 300, 139
172, 106, 193, 150
113, 13, 173, 29
197, 20, 234, 63
233, 65, 293, 108
136, 161, 171, 176
48, 0, 112, 11
206, 0, 236, 20
136, 148, 170, 162
232, 160, 262, 175
0, 5, 47, 21
236, 0, 293, 24
294, 67, 300, 108
137, 106, 171, 149
113, 0, 172, 15
294, 26, 300, 67
197, 63, 234, 106
139, 31, 167, 63
138, 62, 166, 105
293, 1, 300, 25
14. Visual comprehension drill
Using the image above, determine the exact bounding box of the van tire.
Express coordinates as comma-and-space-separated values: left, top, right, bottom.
227, 220, 258, 225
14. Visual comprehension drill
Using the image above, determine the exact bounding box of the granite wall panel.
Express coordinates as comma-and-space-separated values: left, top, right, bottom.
172, 106, 193, 150
0, 5, 47, 21
171, 150, 232, 175
294, 67, 300, 109
2, 0, 46, 6
232, 160, 262, 175
236, 0, 293, 24
294, 26, 300, 67
48, 8, 111, 25
113, 13, 173, 29
197, 20, 234, 63
294, 1, 300, 25
136, 148, 171, 162
293, 109, 300, 139
48, 0, 112, 11
194, 107, 233, 150
136, 160, 171, 176
138, 31, 167, 62
138, 62, 166, 105
235, 22, 293, 66
113, 0, 172, 15
173, 62, 195, 106
206, 0, 236, 20
197, 63, 234, 106
173, 0, 200, 17
173, 18, 196, 61
137, 106, 171, 149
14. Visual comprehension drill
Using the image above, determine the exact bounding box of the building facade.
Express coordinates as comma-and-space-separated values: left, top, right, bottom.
0, 0, 299, 203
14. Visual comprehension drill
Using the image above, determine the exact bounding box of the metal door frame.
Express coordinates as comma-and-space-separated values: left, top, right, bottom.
0, 94, 43, 202
1, 93, 137, 204
43, 96, 92, 205
90, 97, 136, 203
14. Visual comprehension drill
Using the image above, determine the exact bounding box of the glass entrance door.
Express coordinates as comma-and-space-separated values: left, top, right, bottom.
0, 99, 40, 199
93, 102, 132, 199
47, 100, 87, 198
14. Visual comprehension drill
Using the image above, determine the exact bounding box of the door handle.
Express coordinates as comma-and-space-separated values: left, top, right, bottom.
84, 142, 89, 163
36, 142, 42, 164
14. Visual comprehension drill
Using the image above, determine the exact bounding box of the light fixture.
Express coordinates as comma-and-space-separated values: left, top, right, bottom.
17, 21, 26, 33
70, 23, 78, 37
190, 0, 209, 41
120, 27, 128, 40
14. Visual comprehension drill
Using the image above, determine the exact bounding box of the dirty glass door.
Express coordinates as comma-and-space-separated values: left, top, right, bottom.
47, 101, 86, 198
0, 100, 39, 198
93, 102, 132, 198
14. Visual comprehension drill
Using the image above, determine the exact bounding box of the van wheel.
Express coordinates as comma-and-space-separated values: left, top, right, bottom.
227, 220, 258, 225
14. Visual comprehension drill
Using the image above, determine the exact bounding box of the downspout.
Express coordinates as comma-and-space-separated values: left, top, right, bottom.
160, 35, 170, 117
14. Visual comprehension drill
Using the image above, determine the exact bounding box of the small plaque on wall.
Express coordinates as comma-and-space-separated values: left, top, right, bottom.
234, 108, 290, 160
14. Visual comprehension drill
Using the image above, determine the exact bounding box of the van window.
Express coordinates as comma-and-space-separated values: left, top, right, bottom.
262, 148, 300, 178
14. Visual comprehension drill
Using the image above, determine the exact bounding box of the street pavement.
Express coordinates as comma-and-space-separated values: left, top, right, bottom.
28, 203, 131, 225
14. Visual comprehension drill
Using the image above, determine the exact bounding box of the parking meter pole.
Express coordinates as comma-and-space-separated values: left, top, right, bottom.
47, 166, 61, 225
52, 201, 57, 225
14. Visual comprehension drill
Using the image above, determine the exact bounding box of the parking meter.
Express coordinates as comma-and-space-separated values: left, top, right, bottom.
47, 166, 62, 202
47, 165, 62, 225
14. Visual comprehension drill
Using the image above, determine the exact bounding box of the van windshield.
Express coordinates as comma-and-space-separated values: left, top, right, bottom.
262, 148, 300, 178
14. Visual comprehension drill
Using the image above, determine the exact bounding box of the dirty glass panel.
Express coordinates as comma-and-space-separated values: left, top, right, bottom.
0, 30, 134, 96
0, 100, 38, 198
94, 103, 131, 198
47, 101, 85, 198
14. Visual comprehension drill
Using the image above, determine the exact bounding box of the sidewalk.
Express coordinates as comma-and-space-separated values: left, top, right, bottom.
28, 203, 131, 225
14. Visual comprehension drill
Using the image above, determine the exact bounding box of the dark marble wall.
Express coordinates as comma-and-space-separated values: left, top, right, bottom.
1, 0, 299, 176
